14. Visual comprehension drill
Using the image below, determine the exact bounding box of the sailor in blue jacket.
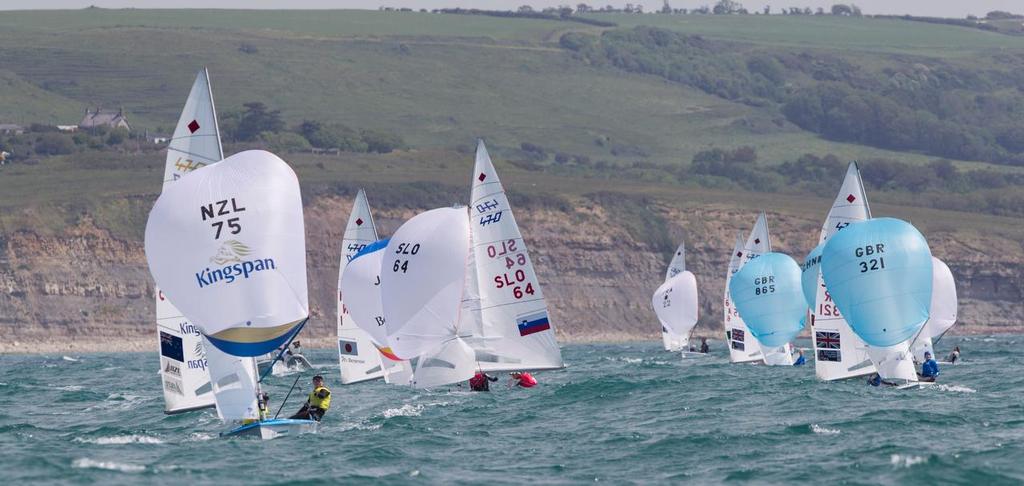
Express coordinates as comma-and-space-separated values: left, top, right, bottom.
918, 351, 940, 382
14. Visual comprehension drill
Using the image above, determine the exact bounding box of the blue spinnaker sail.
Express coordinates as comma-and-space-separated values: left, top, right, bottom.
728, 252, 806, 348
820, 218, 932, 348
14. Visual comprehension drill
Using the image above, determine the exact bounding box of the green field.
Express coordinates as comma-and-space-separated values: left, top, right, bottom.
2, 8, 1024, 239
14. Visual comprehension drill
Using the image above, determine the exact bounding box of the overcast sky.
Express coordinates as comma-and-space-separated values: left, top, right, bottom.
2, 0, 1020, 18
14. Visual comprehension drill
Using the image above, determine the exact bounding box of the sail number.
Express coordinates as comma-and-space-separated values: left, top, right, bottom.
854, 244, 885, 273
391, 242, 420, 274
494, 269, 535, 299
486, 239, 518, 258
200, 198, 246, 240
753, 276, 775, 295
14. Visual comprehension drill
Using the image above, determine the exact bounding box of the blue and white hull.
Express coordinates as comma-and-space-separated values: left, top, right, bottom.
221, 418, 318, 440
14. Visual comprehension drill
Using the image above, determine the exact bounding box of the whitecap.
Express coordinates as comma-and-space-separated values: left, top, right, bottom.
72, 458, 145, 473
186, 432, 216, 442
58, 385, 84, 392
62, 356, 79, 362
75, 435, 164, 445
382, 404, 423, 418
620, 357, 642, 364
890, 454, 927, 468
936, 384, 976, 393
810, 424, 840, 435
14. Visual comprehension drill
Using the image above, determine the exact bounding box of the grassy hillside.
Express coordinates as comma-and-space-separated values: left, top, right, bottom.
2, 9, 1022, 171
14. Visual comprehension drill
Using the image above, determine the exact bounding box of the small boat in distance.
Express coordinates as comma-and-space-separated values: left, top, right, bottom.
652, 243, 701, 356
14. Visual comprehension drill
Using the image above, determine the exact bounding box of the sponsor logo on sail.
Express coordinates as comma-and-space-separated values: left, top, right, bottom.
163, 360, 181, 377
195, 240, 277, 289
163, 377, 185, 396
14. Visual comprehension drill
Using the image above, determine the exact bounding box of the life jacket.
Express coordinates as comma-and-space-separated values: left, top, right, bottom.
469, 373, 489, 391
308, 385, 331, 410
517, 372, 537, 388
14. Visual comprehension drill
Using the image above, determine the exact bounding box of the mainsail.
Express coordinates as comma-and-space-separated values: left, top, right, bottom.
911, 257, 958, 362
810, 162, 876, 381
337, 190, 389, 385
729, 252, 804, 365
468, 141, 563, 372
157, 68, 223, 414
821, 217, 933, 382
660, 243, 689, 351
653, 242, 699, 352
380, 207, 476, 388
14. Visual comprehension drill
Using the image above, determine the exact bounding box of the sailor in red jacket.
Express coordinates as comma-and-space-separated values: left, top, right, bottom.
510, 371, 537, 388
469, 371, 498, 391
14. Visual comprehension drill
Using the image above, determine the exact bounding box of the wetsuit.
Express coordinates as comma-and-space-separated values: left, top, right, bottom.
699, 341, 709, 354
469, 372, 498, 391
793, 354, 806, 366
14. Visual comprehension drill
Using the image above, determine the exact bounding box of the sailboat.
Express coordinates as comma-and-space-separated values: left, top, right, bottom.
659, 244, 690, 352
380, 207, 478, 389
723, 214, 775, 364
808, 162, 876, 381
652, 243, 700, 355
729, 252, 805, 365
156, 68, 223, 414
145, 150, 318, 438
466, 141, 564, 372
336, 190, 412, 384
821, 217, 933, 385
910, 257, 958, 363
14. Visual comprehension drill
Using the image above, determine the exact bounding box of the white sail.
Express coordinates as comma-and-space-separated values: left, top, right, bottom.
654, 242, 698, 352
145, 150, 309, 357
163, 68, 223, 185
468, 141, 563, 372
157, 68, 224, 414
412, 338, 477, 389
203, 336, 259, 421
811, 162, 876, 381
912, 257, 958, 362
337, 190, 390, 384
723, 213, 772, 364
653, 272, 699, 351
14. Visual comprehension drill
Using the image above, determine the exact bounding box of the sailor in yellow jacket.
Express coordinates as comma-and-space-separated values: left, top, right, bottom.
290, 375, 331, 422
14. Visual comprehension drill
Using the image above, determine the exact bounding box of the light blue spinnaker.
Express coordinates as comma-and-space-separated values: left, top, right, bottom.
800, 243, 824, 309
728, 252, 806, 348
820, 218, 932, 348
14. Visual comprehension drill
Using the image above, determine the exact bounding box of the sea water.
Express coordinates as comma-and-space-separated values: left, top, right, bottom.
0, 337, 1020, 484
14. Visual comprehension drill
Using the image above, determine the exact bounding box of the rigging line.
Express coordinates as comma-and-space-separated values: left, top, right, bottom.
258, 318, 308, 384
273, 372, 304, 420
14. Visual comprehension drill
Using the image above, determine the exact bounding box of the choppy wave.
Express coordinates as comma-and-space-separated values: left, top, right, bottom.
382, 404, 423, 418
72, 458, 145, 473
74, 435, 164, 445
935, 384, 976, 393
810, 424, 841, 435
890, 454, 928, 468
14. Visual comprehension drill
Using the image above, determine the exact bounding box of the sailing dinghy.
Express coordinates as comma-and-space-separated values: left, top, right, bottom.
729, 252, 805, 365
910, 257, 958, 363
652, 243, 701, 356
156, 68, 224, 414
821, 217, 933, 385
466, 141, 564, 373
145, 150, 317, 438
808, 162, 876, 381
336, 190, 412, 384
724, 214, 779, 364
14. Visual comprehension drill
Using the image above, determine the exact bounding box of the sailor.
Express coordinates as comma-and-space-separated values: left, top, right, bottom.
510, 371, 538, 388
866, 373, 898, 387
468, 371, 498, 391
258, 392, 270, 421
793, 349, 806, 366
919, 351, 940, 382
290, 375, 331, 421
947, 346, 961, 364
699, 338, 709, 354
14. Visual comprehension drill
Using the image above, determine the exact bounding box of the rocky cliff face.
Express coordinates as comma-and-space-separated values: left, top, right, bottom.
0, 195, 1020, 353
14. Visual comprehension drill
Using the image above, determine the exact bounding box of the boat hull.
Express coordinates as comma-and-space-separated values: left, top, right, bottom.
221, 418, 318, 440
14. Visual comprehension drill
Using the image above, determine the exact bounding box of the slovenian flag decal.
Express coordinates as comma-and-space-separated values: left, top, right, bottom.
517, 311, 551, 337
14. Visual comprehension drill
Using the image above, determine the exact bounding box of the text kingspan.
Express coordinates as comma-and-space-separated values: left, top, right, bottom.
196, 258, 276, 288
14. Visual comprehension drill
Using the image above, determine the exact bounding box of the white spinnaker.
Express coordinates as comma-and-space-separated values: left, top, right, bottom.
157, 68, 223, 414
660, 243, 688, 351
145, 150, 309, 357
412, 338, 477, 389
811, 162, 876, 381
468, 141, 563, 372
652, 272, 699, 350
912, 257, 958, 362
337, 190, 388, 385
203, 336, 259, 421
381, 207, 472, 363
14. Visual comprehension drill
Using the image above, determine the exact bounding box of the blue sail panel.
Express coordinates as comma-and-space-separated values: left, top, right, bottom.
800, 243, 824, 310
820, 218, 932, 347
728, 252, 806, 348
